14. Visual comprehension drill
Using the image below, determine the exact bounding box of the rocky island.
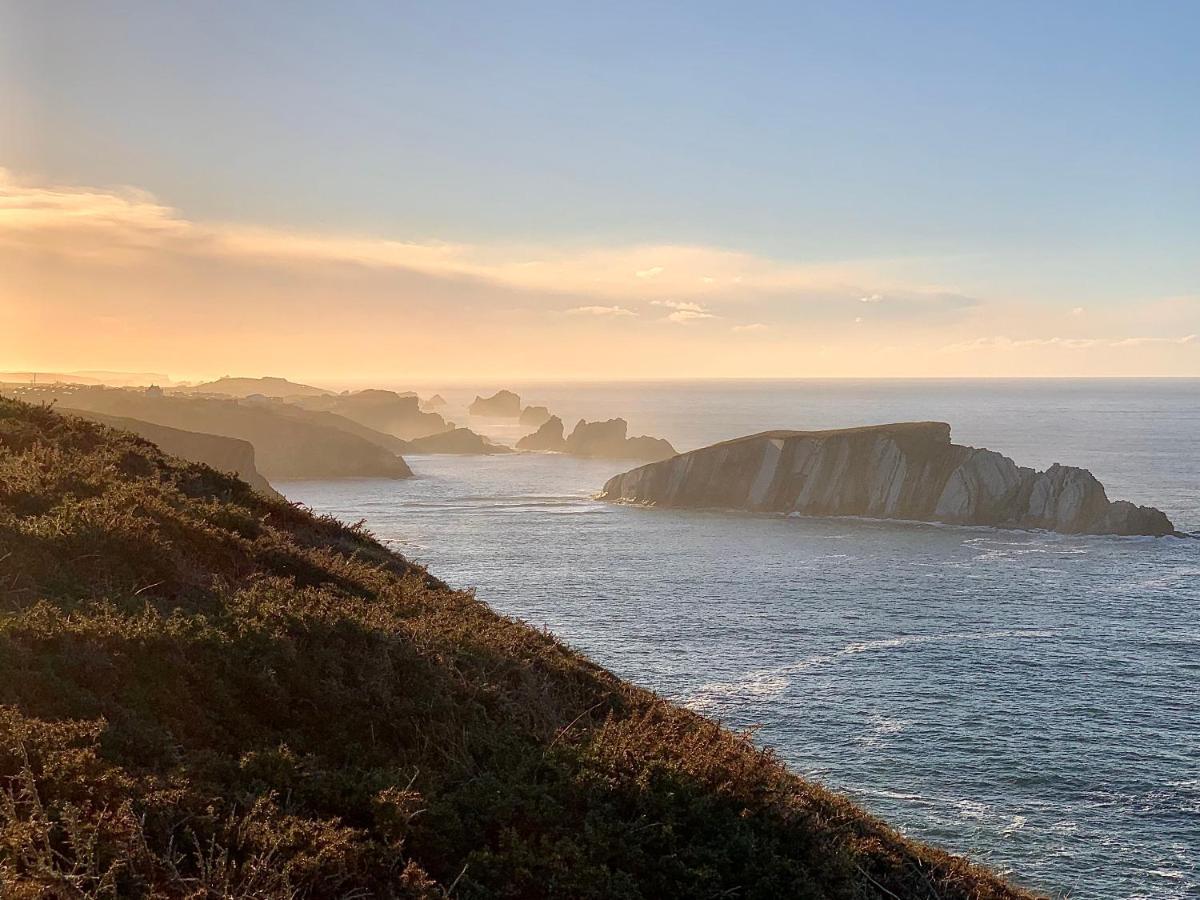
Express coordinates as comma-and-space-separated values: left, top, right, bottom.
469, 389, 522, 417
516, 416, 677, 461
519, 404, 553, 427
399, 426, 512, 454
599, 422, 1174, 536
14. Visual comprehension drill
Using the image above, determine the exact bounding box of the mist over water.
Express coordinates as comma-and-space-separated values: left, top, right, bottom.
283, 379, 1199, 898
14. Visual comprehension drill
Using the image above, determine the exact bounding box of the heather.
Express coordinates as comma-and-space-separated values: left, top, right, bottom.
0, 399, 1033, 898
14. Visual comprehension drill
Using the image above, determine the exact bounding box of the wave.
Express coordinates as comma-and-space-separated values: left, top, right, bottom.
683, 628, 1056, 712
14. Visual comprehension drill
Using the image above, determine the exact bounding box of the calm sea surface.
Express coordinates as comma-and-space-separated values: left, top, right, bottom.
281, 379, 1199, 899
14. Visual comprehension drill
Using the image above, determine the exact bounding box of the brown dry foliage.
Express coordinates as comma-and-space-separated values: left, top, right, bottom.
0, 399, 1040, 898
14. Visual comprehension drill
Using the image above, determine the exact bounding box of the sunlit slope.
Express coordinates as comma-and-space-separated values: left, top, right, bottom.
0, 398, 1036, 899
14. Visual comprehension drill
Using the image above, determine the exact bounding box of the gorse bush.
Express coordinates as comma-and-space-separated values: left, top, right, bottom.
0, 399, 1036, 898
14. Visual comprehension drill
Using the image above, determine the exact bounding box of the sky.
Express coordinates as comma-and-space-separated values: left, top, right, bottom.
2, 0, 1198, 381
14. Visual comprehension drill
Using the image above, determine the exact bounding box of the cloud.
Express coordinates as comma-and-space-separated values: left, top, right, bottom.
1111, 334, 1196, 347
732, 323, 768, 333
565, 305, 637, 317
650, 299, 718, 324
1071, 306, 1085, 316
942, 334, 1197, 352
651, 300, 706, 312
665, 309, 717, 324
0, 168, 943, 305
859, 293, 884, 304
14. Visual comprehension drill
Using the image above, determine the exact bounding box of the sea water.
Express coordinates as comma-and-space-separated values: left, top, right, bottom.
280, 379, 1199, 899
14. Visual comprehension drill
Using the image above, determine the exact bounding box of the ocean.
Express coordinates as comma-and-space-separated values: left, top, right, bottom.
280, 379, 1199, 899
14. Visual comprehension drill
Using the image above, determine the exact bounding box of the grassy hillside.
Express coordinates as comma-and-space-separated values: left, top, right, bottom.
0, 399, 1036, 899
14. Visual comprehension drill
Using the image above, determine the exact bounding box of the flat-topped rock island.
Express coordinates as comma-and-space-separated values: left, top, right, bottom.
599, 422, 1175, 536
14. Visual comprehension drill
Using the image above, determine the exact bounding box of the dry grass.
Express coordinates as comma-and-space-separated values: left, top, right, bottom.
0, 399, 1039, 898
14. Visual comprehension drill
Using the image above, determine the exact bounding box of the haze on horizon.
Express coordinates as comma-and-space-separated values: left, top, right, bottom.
2, 1, 1197, 381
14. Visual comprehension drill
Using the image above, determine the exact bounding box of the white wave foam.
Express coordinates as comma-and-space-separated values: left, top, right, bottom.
683, 628, 1055, 711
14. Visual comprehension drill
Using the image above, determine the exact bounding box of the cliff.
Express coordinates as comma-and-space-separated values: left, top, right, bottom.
0, 397, 1032, 898
9, 386, 411, 480
291, 389, 451, 440
60, 409, 281, 498
599, 422, 1174, 536
469, 389, 522, 417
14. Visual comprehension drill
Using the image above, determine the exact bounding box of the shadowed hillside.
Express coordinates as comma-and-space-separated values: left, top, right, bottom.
0, 399, 1036, 899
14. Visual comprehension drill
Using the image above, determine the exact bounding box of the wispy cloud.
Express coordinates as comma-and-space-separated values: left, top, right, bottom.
565, 305, 637, 317
732, 323, 768, 333
651, 299, 718, 324
0, 169, 934, 304
651, 300, 706, 312
859, 293, 884, 304
665, 309, 717, 323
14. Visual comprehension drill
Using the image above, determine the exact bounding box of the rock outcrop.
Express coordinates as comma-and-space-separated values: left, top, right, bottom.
516, 416, 566, 451
400, 427, 512, 454
469, 390, 522, 418
62, 410, 283, 499
565, 419, 676, 461
598, 422, 1174, 536
519, 404, 553, 427
516, 417, 676, 460
423, 393, 448, 410
292, 389, 450, 440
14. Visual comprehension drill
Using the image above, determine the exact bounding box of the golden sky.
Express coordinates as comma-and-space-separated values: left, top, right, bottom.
3, 168, 1197, 382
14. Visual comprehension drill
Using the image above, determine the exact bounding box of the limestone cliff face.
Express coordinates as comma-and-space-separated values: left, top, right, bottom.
598, 422, 1174, 536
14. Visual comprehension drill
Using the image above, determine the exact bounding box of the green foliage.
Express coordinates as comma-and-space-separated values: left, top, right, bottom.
0, 398, 1036, 898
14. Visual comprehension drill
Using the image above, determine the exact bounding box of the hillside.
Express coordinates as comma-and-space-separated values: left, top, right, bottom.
2, 386, 411, 480
0, 399, 1035, 899
173, 376, 333, 398
59, 409, 281, 499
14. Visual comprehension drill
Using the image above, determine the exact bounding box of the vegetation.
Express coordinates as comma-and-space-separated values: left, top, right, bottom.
0, 398, 1035, 898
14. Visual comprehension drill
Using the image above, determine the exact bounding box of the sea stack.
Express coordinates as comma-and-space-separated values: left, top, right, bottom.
519, 404, 553, 427
565, 418, 676, 461
598, 422, 1174, 536
516, 415, 567, 451
470, 389, 522, 417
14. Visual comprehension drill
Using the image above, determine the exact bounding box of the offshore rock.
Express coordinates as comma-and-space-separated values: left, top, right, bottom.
566, 419, 676, 461
516, 416, 567, 452
598, 422, 1174, 536
469, 390, 522, 418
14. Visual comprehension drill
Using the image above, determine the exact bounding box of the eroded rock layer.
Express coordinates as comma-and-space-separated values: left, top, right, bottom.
599, 422, 1173, 536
